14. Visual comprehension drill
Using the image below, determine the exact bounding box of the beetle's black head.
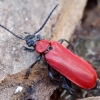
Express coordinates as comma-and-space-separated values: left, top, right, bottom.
25, 34, 42, 47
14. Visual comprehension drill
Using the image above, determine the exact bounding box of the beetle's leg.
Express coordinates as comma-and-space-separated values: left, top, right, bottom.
25, 55, 42, 78
58, 39, 82, 55
48, 65, 63, 85
58, 39, 75, 54
58, 39, 74, 49
73, 38, 82, 48
58, 38, 82, 48
58, 39, 71, 45
23, 46, 34, 52
70, 38, 82, 55
62, 76, 74, 95
48, 65, 74, 95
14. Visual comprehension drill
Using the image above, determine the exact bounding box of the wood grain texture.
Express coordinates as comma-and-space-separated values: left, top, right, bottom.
78, 96, 100, 100
52, 0, 87, 42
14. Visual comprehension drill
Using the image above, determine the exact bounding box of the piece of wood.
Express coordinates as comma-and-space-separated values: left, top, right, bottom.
52, 0, 87, 42
0, 0, 87, 100
78, 96, 100, 100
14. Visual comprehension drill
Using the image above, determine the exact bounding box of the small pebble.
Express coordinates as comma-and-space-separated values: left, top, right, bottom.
14, 86, 23, 94
25, 17, 29, 21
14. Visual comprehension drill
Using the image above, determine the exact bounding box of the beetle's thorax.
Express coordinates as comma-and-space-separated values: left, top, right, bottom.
35, 40, 50, 53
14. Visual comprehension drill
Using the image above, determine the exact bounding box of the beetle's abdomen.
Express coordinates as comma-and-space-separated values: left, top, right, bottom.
35, 40, 49, 53
45, 41, 97, 89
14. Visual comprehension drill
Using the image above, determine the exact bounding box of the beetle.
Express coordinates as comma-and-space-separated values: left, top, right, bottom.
0, 4, 97, 94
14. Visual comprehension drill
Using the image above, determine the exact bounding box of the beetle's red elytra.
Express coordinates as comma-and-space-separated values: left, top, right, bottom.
44, 41, 97, 89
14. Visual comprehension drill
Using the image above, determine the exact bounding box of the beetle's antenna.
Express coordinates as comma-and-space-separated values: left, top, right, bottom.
0, 24, 25, 40
33, 4, 59, 35
0, 4, 58, 39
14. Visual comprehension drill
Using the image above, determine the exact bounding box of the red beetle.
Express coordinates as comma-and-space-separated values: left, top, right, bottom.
0, 5, 97, 94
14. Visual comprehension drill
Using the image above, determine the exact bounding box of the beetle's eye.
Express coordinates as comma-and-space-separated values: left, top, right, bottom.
26, 39, 34, 47
37, 34, 42, 40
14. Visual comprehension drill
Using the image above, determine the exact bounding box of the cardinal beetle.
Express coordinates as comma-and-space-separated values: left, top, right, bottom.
0, 5, 97, 94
